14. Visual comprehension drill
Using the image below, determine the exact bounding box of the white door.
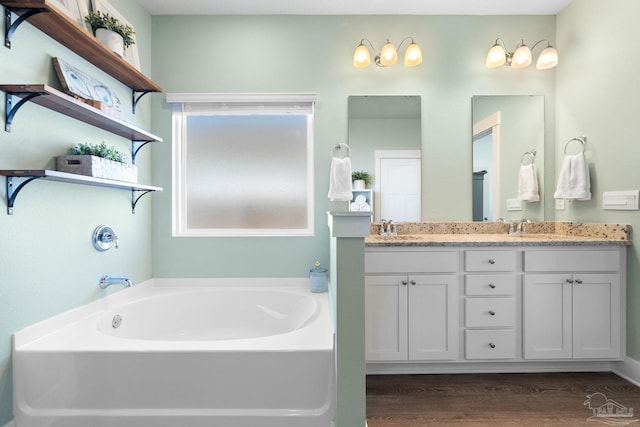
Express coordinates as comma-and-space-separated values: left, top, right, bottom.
523, 274, 572, 359
408, 274, 459, 360
572, 273, 621, 359
365, 275, 408, 361
377, 153, 421, 222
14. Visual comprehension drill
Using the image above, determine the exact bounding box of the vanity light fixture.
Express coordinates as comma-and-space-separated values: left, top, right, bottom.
485, 38, 558, 70
353, 37, 423, 68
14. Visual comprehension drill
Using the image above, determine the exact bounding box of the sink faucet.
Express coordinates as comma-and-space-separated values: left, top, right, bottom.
99, 275, 133, 289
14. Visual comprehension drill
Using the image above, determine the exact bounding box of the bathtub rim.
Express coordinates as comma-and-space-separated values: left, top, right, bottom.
13, 277, 334, 352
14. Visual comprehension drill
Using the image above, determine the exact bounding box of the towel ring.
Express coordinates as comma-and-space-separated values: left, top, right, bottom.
564, 136, 586, 154
520, 149, 536, 165
331, 143, 351, 158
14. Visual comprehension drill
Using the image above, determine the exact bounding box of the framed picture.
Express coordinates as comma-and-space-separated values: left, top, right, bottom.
91, 0, 141, 70
50, 0, 92, 33
53, 57, 122, 116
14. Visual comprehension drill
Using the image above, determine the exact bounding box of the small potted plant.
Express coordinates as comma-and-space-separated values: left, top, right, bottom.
352, 171, 371, 189
84, 10, 135, 57
56, 142, 138, 183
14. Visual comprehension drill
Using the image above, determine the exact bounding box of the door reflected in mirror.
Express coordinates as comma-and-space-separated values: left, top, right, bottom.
472, 95, 544, 221
348, 96, 421, 222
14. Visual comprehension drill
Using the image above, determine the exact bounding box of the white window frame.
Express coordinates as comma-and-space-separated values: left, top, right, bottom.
167, 93, 316, 237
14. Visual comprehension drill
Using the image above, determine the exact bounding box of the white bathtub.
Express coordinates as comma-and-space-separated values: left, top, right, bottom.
13, 278, 335, 427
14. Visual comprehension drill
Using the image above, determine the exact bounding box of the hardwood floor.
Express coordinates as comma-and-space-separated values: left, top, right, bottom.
366, 372, 640, 426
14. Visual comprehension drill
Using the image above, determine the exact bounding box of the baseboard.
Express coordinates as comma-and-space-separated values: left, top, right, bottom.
612, 356, 640, 387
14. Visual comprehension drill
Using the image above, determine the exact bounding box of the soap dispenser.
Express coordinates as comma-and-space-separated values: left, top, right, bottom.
309, 261, 328, 293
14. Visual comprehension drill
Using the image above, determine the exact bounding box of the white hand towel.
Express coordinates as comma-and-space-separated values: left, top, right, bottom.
518, 163, 539, 202
328, 157, 353, 202
553, 153, 591, 200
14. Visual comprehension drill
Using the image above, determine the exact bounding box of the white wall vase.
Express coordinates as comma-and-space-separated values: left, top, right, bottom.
353, 180, 366, 190
95, 28, 124, 57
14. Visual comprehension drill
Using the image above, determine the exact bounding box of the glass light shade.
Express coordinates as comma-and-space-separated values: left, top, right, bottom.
379, 41, 398, 66
536, 46, 559, 69
511, 45, 532, 68
404, 42, 422, 67
353, 43, 371, 68
485, 44, 506, 68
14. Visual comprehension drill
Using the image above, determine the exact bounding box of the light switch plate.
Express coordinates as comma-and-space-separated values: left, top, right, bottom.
506, 198, 523, 211
602, 190, 640, 210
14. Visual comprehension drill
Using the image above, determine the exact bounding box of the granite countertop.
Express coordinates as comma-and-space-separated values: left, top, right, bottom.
365, 222, 631, 247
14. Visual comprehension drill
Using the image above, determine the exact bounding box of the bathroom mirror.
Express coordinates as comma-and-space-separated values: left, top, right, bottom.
348, 96, 421, 222
472, 95, 545, 221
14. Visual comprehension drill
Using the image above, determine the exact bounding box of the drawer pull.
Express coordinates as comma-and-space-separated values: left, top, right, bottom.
566, 278, 574, 284
574, 278, 583, 284
489, 283, 496, 289
410, 280, 416, 286
489, 343, 496, 349
401, 280, 408, 286
488, 259, 496, 264
488, 310, 496, 316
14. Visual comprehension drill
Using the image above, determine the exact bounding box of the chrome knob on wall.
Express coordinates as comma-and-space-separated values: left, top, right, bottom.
93, 225, 118, 251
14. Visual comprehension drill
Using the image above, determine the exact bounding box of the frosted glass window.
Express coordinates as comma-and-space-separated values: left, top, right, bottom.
170, 94, 315, 237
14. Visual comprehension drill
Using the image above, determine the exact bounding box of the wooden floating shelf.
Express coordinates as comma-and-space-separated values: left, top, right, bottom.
1, 0, 161, 93
0, 169, 163, 214
1, 84, 162, 141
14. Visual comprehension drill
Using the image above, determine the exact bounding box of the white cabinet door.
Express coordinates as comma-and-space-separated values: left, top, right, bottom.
408, 274, 458, 360
523, 273, 622, 360
365, 275, 408, 361
523, 274, 572, 359
572, 273, 621, 359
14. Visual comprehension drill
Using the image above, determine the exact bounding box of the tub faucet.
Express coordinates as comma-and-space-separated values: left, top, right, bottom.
99, 275, 133, 289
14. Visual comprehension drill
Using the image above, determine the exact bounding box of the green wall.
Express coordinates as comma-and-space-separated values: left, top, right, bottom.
149, 14, 557, 279
0, 0, 153, 422
556, 0, 640, 357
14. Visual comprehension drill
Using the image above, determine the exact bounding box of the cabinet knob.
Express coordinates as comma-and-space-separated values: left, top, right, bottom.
401, 280, 408, 286
488, 310, 496, 316
574, 278, 583, 284
410, 280, 416, 286
488, 259, 496, 264
566, 278, 574, 284
489, 343, 496, 349
489, 283, 496, 289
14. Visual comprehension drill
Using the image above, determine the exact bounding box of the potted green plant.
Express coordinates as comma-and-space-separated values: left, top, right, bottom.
352, 171, 371, 189
56, 142, 138, 183
84, 10, 135, 57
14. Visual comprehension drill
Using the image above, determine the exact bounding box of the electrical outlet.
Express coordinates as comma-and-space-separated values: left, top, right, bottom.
555, 199, 565, 210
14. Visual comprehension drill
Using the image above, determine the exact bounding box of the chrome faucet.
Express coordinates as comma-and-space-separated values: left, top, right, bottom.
99, 275, 133, 289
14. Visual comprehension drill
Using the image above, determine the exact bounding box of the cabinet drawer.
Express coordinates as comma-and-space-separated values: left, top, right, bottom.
465, 275, 516, 296
465, 297, 515, 327
464, 250, 516, 272
465, 330, 516, 359
365, 251, 458, 273
524, 249, 620, 272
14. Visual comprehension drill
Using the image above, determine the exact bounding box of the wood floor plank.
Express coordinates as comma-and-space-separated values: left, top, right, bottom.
366, 373, 640, 426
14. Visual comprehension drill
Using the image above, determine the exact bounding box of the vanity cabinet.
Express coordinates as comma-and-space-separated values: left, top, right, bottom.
523, 248, 623, 360
463, 249, 518, 360
365, 249, 458, 361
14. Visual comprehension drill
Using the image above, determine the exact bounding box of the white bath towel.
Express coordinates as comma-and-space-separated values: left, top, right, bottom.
518, 163, 539, 202
553, 152, 591, 200
328, 157, 353, 202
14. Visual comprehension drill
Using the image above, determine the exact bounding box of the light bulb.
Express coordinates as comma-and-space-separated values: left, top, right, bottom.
486, 43, 506, 68
511, 44, 532, 68
404, 42, 422, 67
379, 40, 398, 66
353, 43, 371, 68
536, 46, 558, 69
